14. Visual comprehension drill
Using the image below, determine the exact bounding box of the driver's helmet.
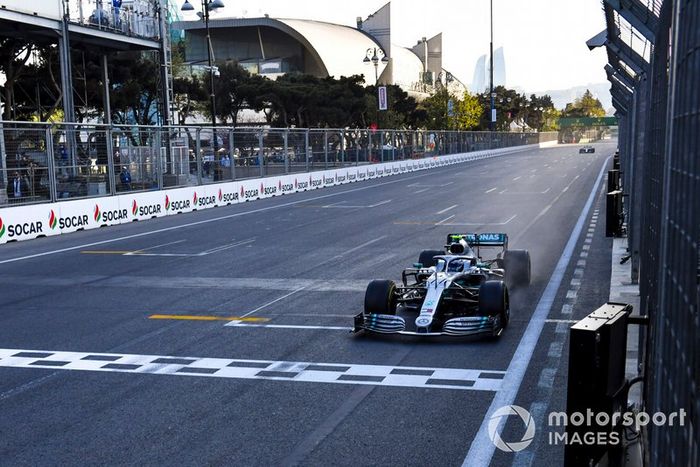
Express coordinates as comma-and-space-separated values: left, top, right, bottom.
447, 258, 469, 273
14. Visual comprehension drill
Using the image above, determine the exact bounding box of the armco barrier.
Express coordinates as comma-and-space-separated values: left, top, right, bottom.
0, 144, 543, 244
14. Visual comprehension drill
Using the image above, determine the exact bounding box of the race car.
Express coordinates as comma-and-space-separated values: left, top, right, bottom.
353, 233, 531, 338
579, 145, 595, 154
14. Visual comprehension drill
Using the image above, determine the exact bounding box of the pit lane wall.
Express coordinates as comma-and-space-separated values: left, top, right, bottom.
0, 144, 544, 244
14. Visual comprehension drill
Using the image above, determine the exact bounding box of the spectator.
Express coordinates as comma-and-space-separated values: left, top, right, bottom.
7, 172, 29, 202
221, 154, 231, 168
119, 166, 132, 191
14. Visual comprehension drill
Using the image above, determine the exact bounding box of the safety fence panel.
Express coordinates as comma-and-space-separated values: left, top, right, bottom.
0, 123, 557, 209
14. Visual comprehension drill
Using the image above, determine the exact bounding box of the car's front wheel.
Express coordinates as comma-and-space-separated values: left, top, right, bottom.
364, 280, 397, 315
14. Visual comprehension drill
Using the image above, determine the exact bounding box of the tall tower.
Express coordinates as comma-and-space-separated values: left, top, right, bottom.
471, 54, 487, 92
493, 47, 506, 87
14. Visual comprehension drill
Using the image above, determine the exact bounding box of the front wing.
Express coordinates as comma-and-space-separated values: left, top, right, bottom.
353, 312, 500, 337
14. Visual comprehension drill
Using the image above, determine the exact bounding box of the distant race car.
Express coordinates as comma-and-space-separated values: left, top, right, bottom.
353, 233, 531, 338
579, 146, 595, 154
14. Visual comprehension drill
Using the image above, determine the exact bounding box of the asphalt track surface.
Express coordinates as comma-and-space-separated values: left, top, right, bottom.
0, 142, 616, 466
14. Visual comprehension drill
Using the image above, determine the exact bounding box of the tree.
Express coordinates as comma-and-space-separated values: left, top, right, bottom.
0, 38, 33, 120
476, 86, 527, 131
419, 87, 450, 130
4, 44, 64, 122
264, 74, 367, 128
212, 60, 256, 126
524, 94, 557, 131
365, 84, 419, 129
561, 89, 605, 118
453, 91, 482, 130
172, 72, 207, 125
109, 51, 162, 137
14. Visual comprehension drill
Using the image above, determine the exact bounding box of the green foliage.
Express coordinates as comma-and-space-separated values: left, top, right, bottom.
453, 91, 482, 130
561, 89, 606, 118
0, 38, 34, 120
108, 51, 161, 126
4, 43, 562, 134
419, 87, 450, 130
258, 73, 368, 128
366, 84, 420, 129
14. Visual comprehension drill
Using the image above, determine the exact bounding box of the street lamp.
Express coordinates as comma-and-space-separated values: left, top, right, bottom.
182, 0, 224, 148
489, 0, 495, 131
363, 47, 389, 84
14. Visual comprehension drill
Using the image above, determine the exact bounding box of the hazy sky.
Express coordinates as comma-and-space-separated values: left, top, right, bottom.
195, 0, 609, 92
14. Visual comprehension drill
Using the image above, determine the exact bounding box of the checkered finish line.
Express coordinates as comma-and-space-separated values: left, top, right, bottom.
0, 348, 506, 391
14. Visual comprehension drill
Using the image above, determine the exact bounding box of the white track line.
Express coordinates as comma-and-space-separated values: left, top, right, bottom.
435, 214, 456, 225
436, 204, 459, 215
239, 287, 307, 318
461, 156, 610, 466
485, 187, 497, 194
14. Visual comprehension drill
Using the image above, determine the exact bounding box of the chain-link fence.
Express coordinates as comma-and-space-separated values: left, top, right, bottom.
611, 0, 698, 464
0, 122, 557, 207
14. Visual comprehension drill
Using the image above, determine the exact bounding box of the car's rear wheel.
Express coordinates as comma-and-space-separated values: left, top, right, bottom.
418, 249, 444, 268
479, 280, 509, 332
364, 280, 397, 315
504, 249, 531, 288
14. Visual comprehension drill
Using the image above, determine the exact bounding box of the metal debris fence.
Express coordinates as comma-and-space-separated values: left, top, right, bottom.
0, 122, 556, 206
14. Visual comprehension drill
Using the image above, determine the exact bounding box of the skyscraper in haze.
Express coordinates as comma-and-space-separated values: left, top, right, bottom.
470, 47, 506, 93
493, 47, 506, 87
471, 54, 486, 93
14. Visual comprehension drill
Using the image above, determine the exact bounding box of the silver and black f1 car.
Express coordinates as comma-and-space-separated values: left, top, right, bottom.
353, 233, 531, 338
579, 145, 595, 154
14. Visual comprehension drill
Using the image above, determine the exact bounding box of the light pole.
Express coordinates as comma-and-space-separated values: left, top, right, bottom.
181, 0, 224, 148
489, 0, 495, 131
363, 47, 389, 85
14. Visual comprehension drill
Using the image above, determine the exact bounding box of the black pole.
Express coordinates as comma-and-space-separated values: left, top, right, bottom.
489, 0, 494, 131
204, 0, 217, 150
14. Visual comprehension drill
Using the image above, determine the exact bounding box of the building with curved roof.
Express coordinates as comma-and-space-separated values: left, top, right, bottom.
172, 2, 465, 99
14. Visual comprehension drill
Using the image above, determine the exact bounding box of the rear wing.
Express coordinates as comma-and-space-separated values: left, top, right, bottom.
446, 233, 509, 248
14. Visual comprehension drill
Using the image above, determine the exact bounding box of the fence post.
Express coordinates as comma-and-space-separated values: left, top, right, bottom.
0, 122, 7, 188
258, 130, 264, 178
155, 129, 163, 190
195, 128, 202, 185
106, 126, 116, 195
45, 127, 57, 202
368, 131, 373, 163
323, 130, 328, 169
305, 129, 310, 172
340, 130, 345, 166
228, 129, 236, 180
283, 130, 289, 174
